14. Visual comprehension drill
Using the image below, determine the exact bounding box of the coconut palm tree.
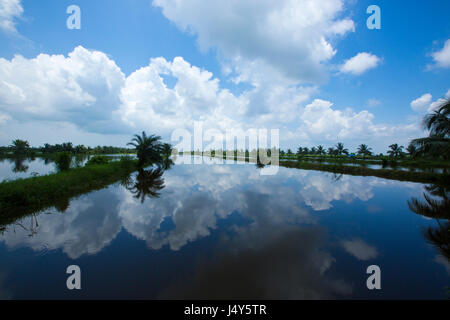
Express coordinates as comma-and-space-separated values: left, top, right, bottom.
411, 99, 450, 159
327, 147, 336, 156
357, 144, 372, 158
406, 143, 417, 157
317, 145, 325, 155
335, 142, 348, 155
127, 131, 163, 166
387, 144, 404, 158
10, 139, 30, 154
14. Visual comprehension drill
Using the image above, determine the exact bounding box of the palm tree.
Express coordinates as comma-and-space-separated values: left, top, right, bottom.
406, 143, 417, 157
335, 142, 348, 156
387, 144, 404, 158
161, 143, 173, 159
317, 145, 325, 155
311, 147, 317, 155
127, 131, 163, 166
327, 147, 336, 155
357, 144, 372, 158
10, 139, 30, 154
411, 99, 450, 159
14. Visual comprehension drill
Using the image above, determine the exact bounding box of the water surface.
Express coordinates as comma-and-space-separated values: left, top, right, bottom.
0, 156, 448, 299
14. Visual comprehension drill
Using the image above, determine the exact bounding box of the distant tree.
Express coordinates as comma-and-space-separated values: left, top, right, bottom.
335, 142, 349, 155
317, 145, 325, 155
311, 147, 317, 155
357, 144, 372, 158
327, 147, 336, 155
10, 139, 30, 154
387, 144, 405, 158
406, 143, 417, 157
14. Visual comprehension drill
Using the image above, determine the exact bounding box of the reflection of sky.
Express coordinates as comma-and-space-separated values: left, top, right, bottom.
0, 156, 448, 299
0, 158, 56, 181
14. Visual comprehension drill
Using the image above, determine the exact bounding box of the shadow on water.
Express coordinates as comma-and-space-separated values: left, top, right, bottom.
408, 182, 450, 293
10, 157, 30, 173
122, 168, 166, 203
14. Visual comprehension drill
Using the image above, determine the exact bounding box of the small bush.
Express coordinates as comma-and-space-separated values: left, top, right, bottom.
86, 155, 110, 166
119, 156, 135, 168
55, 152, 72, 171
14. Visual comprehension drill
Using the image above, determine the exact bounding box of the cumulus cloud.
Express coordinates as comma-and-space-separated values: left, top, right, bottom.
0, 46, 422, 151
410, 90, 450, 113
410, 93, 433, 112
152, 0, 355, 84
0, 0, 23, 33
430, 39, 450, 69
340, 52, 380, 75
298, 99, 418, 147
0, 46, 126, 133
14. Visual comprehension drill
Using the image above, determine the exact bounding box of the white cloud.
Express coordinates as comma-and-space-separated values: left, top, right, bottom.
340, 52, 380, 75
152, 0, 355, 84
0, 46, 422, 152
366, 98, 381, 108
410, 90, 450, 113
0, 46, 126, 133
298, 99, 419, 149
430, 39, 450, 69
0, 0, 23, 33
410, 93, 433, 112
341, 239, 378, 261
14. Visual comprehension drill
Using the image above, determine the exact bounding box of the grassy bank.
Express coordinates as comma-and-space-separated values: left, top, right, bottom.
281, 155, 450, 169
279, 160, 448, 184
202, 153, 448, 184
0, 158, 138, 226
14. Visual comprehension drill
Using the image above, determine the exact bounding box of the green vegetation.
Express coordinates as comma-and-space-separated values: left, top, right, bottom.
411, 99, 450, 160
128, 131, 164, 166
86, 155, 111, 165
0, 141, 136, 157
10, 139, 31, 155
55, 152, 72, 171
278, 159, 448, 184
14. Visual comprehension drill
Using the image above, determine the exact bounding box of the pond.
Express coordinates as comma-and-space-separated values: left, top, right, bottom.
0, 154, 136, 182
0, 155, 448, 299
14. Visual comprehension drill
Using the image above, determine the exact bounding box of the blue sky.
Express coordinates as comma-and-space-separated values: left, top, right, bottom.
0, 0, 449, 153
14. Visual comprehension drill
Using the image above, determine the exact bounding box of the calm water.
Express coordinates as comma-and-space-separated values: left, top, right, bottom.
0, 155, 136, 182
0, 155, 448, 299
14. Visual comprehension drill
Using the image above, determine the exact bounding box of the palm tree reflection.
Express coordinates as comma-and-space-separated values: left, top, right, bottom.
12, 157, 29, 173
123, 168, 166, 203
408, 183, 450, 261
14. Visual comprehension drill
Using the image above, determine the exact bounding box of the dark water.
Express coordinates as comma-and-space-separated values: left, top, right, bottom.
0, 156, 448, 299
